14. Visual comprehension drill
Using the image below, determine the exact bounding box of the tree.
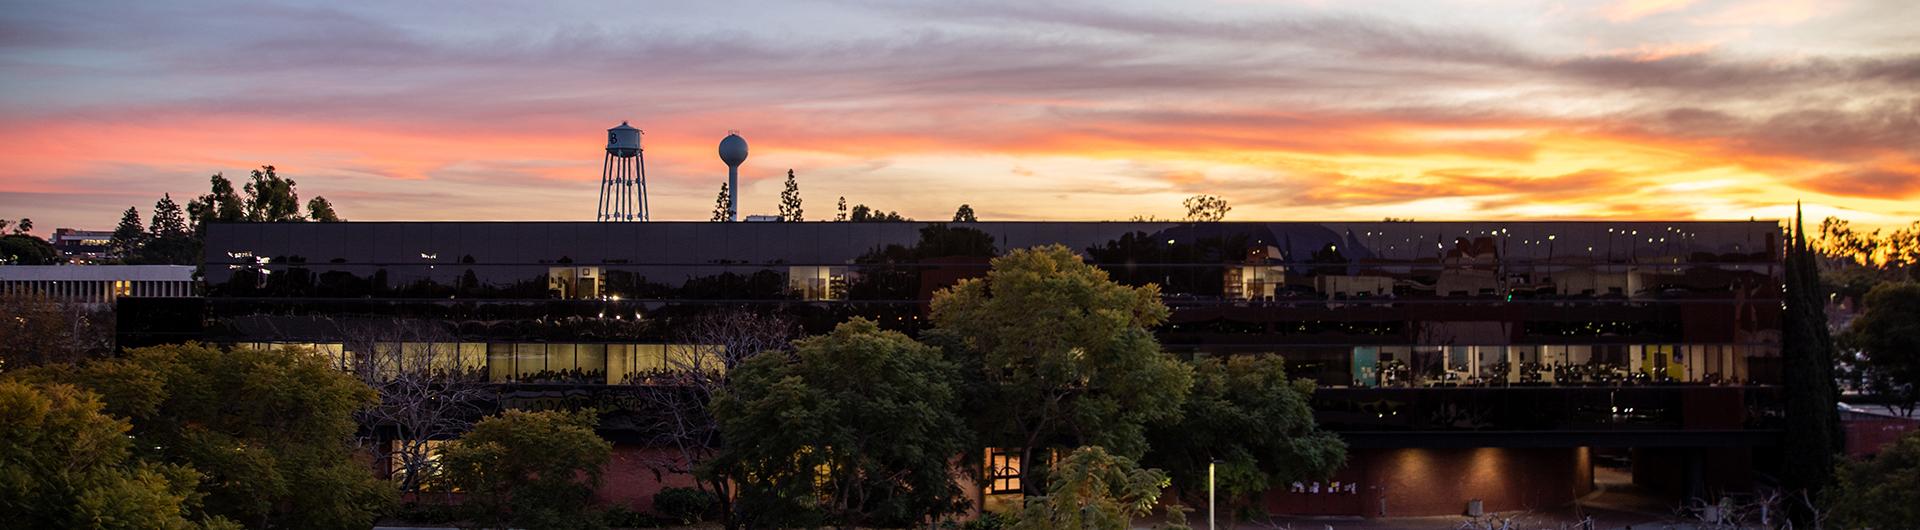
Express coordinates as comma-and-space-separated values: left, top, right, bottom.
141, 194, 198, 265
712, 318, 970, 528
0, 233, 61, 265
953, 204, 977, 222
242, 165, 301, 222
30, 344, 394, 529
1890, 221, 1920, 281
850, 204, 908, 222
1817, 216, 1881, 266
0, 292, 115, 369
110, 206, 147, 262
837, 196, 848, 221
779, 169, 803, 222
0, 381, 239, 530
1827, 432, 1920, 529
1007, 446, 1182, 530
1144, 356, 1346, 517
711, 183, 731, 222
928, 245, 1192, 495
1781, 204, 1843, 525
1183, 194, 1230, 222
307, 196, 342, 222
440, 410, 612, 530
12, 217, 32, 234
336, 320, 490, 496
150, 194, 188, 239
639, 309, 796, 530
1844, 282, 1920, 416
186, 173, 244, 238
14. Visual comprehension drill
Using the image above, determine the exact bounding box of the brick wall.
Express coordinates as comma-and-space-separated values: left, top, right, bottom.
1265, 447, 1592, 517
598, 445, 702, 513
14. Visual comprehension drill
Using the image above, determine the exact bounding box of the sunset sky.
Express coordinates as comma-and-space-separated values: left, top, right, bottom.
1, 0, 1915, 231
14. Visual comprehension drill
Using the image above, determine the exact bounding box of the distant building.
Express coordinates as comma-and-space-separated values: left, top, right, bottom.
0, 265, 197, 306
50, 228, 113, 263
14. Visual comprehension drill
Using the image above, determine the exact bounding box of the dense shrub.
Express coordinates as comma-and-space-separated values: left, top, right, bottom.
441, 410, 612, 530
388, 501, 460, 525
604, 505, 668, 528
962, 510, 1008, 530
652, 486, 718, 524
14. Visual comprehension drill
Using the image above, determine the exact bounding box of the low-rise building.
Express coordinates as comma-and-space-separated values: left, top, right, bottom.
0, 265, 198, 305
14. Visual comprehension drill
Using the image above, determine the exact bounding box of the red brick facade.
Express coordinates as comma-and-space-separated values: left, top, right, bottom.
1264, 447, 1594, 517
597, 445, 702, 513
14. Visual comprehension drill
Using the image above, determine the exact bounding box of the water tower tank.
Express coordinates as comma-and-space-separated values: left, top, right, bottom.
607, 122, 641, 158
719, 132, 748, 167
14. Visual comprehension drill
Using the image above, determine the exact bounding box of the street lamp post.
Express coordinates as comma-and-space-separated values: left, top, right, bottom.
1209, 459, 1220, 530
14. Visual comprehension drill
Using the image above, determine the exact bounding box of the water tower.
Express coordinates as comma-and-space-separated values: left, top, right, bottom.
718, 131, 748, 222
598, 122, 648, 221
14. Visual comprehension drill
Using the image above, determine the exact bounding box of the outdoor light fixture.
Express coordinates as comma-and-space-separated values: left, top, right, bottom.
1209, 458, 1223, 530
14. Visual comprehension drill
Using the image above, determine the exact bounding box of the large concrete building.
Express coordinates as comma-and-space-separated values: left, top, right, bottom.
144, 220, 1783, 517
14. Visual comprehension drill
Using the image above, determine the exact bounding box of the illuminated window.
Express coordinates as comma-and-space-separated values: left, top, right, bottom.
788, 266, 848, 301
666, 344, 727, 374
547, 267, 603, 299
390, 439, 457, 491
986, 448, 1022, 494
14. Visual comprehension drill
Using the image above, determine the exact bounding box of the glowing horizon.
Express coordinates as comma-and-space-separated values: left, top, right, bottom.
1, 1, 1915, 232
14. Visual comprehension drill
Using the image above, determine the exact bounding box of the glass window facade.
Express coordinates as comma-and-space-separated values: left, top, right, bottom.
200, 221, 1783, 394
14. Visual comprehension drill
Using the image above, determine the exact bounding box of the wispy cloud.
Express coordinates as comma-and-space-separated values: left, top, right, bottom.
0, 0, 1915, 229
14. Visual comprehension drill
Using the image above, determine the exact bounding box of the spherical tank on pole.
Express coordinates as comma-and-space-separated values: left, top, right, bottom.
719, 132, 748, 222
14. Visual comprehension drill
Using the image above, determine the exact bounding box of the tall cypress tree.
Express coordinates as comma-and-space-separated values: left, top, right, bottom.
1781, 202, 1842, 523
778, 169, 802, 222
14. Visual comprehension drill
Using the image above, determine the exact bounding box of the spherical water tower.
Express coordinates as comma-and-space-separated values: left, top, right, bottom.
719, 131, 748, 222
599, 122, 648, 221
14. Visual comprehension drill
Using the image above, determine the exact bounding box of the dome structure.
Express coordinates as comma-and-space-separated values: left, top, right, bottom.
719, 132, 748, 167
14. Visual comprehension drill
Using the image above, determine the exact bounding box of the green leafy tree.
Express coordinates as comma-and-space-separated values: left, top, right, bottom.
711, 318, 970, 528
779, 169, 803, 222
27, 344, 394, 529
306, 196, 342, 222
953, 204, 977, 222
440, 410, 612, 530
1145, 356, 1345, 513
929, 245, 1192, 494
186, 173, 244, 238
1007, 446, 1183, 530
1782, 205, 1843, 525
109, 206, 147, 262
242, 165, 302, 222
1828, 432, 1920, 529
0, 381, 239, 530
0, 292, 115, 369
0, 233, 61, 264
1183, 195, 1230, 222
1844, 282, 1920, 416
712, 183, 731, 222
